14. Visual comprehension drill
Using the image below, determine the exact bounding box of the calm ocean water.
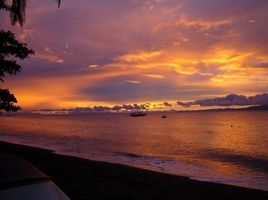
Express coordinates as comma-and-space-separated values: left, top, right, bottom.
0, 111, 268, 190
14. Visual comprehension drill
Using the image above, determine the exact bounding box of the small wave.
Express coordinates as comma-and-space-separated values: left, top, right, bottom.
201, 149, 268, 174
113, 152, 167, 163
114, 152, 151, 159
113, 151, 171, 171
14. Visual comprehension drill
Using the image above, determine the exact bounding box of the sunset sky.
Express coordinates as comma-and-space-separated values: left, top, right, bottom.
1, 0, 268, 109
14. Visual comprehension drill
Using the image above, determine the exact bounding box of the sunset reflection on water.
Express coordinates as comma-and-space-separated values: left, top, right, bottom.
0, 111, 268, 190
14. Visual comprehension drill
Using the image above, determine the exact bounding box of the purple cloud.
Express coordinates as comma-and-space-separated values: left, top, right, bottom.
70, 103, 148, 112
163, 102, 172, 107
177, 101, 194, 107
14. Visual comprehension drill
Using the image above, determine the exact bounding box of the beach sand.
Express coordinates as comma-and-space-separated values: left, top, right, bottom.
0, 140, 267, 200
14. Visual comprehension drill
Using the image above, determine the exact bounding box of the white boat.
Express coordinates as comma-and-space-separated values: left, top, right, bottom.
161, 114, 167, 118
130, 111, 147, 117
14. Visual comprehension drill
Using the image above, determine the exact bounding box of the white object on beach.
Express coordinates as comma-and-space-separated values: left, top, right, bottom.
0, 154, 70, 200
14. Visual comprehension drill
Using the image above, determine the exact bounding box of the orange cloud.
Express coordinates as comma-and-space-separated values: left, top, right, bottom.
35, 47, 64, 63
125, 80, 141, 84
143, 74, 165, 79
176, 15, 233, 30
117, 51, 164, 63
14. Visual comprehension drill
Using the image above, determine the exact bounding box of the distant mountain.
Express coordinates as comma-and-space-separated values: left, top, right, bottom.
240, 104, 268, 111
201, 104, 268, 112
176, 104, 268, 113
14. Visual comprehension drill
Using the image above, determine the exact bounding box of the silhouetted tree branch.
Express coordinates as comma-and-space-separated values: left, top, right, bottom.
0, 88, 20, 112
0, 0, 58, 112
0, 30, 34, 112
0, 30, 34, 80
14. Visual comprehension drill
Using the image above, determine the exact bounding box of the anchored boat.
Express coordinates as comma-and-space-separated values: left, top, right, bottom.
129, 111, 147, 117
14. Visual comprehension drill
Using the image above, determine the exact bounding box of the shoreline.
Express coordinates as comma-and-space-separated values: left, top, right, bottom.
1, 140, 268, 199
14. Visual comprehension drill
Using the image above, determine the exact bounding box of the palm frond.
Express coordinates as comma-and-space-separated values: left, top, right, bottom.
8, 0, 61, 26
56, 0, 61, 8
9, 0, 26, 26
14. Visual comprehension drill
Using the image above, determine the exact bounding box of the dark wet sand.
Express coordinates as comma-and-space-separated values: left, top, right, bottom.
0, 140, 268, 200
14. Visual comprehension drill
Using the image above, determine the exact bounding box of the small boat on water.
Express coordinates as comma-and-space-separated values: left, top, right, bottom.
130, 111, 147, 117
161, 114, 167, 118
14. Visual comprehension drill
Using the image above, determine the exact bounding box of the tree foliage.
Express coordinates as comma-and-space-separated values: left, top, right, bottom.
0, 88, 20, 112
0, 30, 34, 112
0, 0, 59, 112
0, 30, 34, 81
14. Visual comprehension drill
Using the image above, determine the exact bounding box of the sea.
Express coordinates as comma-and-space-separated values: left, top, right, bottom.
0, 111, 268, 191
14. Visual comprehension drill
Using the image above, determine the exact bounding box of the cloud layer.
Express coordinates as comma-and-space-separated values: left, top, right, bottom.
1, 0, 268, 108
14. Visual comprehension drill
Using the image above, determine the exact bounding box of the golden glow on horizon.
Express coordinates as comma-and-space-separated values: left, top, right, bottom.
11, 46, 268, 109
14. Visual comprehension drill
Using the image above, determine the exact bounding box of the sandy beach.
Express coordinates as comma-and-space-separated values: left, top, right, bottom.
0, 140, 267, 200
